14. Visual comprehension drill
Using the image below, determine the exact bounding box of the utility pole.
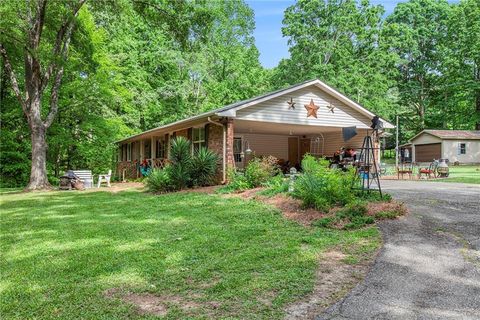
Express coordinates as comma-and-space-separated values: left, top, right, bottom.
395, 115, 399, 168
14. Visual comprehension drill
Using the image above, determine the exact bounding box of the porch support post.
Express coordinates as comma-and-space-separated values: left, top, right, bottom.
140, 139, 145, 160
225, 118, 235, 169
151, 136, 156, 159
166, 133, 171, 159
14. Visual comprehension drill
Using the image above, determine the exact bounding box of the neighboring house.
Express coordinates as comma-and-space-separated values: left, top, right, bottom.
116, 79, 394, 181
408, 130, 480, 164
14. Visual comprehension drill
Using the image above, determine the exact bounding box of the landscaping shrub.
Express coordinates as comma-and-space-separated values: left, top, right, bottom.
292, 171, 329, 210
145, 137, 218, 193
170, 136, 192, 165
313, 217, 335, 228
374, 211, 399, 219
145, 167, 173, 193
357, 191, 392, 202
245, 156, 279, 187
168, 137, 192, 190
221, 156, 280, 192
292, 155, 356, 211
168, 162, 191, 190
336, 201, 368, 219
191, 147, 218, 186
313, 201, 374, 230
227, 170, 251, 191
344, 216, 375, 229
259, 174, 289, 196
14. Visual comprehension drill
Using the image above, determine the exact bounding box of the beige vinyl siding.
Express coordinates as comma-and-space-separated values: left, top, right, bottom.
238, 130, 368, 161
238, 133, 290, 160
236, 87, 372, 129
322, 130, 368, 156
411, 133, 442, 145
442, 140, 480, 164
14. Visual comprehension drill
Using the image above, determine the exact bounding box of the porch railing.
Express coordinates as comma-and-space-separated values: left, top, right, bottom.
116, 158, 169, 180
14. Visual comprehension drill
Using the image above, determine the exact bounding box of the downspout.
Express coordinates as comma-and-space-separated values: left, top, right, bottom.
207, 117, 227, 183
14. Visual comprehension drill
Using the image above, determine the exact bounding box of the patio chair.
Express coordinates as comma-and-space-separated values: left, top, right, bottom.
72, 170, 94, 188
397, 162, 413, 180
97, 170, 112, 188
418, 161, 437, 180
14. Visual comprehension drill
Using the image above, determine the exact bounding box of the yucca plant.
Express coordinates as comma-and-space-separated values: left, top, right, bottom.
169, 136, 192, 189
191, 147, 219, 186
145, 167, 173, 193
170, 136, 192, 165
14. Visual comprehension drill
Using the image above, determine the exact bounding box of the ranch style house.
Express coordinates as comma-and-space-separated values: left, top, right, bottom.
116, 79, 394, 182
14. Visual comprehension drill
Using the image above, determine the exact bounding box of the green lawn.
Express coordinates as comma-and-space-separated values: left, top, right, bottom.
438, 165, 480, 184
0, 188, 380, 319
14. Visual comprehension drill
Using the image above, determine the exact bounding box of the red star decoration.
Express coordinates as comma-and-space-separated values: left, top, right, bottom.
304, 99, 319, 118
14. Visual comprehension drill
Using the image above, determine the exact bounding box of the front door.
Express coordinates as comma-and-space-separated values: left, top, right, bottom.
288, 137, 299, 166
300, 138, 311, 160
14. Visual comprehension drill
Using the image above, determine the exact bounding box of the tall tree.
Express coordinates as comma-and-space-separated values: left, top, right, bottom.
0, 0, 87, 190
383, 0, 451, 131
274, 0, 397, 118
441, 0, 480, 129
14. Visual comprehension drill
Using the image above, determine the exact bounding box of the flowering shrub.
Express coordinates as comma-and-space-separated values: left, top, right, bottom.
221, 156, 280, 192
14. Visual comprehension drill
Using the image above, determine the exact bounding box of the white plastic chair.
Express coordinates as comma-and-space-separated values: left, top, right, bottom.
97, 170, 112, 188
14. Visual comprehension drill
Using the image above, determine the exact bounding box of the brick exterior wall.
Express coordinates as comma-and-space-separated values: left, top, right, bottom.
225, 118, 235, 169
208, 124, 223, 159
207, 124, 224, 182
117, 120, 233, 183
175, 129, 189, 138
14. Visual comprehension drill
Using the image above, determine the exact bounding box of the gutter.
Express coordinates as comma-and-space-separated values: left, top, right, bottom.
207, 117, 227, 184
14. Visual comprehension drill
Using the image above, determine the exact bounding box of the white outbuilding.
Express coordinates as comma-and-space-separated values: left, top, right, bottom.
409, 130, 480, 164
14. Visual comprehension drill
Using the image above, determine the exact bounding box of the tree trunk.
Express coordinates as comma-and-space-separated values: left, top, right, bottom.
26, 123, 51, 190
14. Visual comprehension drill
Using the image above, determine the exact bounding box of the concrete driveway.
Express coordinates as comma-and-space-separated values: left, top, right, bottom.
318, 181, 480, 320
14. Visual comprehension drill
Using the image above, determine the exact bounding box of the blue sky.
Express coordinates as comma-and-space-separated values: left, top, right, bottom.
245, 0, 453, 68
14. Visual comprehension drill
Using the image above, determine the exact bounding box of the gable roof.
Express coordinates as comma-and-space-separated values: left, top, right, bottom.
411, 130, 480, 141
117, 79, 394, 143
214, 79, 393, 128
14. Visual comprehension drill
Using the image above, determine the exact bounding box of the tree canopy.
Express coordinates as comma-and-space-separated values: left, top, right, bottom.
1, 0, 479, 187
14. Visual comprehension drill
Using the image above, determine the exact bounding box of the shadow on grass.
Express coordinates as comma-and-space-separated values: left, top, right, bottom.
2, 189, 347, 318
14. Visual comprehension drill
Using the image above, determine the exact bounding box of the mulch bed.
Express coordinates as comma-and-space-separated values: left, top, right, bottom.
226, 188, 406, 227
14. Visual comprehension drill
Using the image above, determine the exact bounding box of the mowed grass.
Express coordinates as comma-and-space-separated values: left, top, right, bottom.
0, 189, 380, 319
439, 165, 480, 184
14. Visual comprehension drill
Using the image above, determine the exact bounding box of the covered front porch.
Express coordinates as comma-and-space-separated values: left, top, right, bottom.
117, 134, 170, 180
116, 118, 374, 181
232, 119, 370, 170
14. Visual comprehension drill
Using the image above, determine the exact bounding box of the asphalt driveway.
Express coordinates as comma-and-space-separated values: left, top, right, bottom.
317, 181, 480, 320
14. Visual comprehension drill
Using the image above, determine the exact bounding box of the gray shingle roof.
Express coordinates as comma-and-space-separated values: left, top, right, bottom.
424, 130, 480, 140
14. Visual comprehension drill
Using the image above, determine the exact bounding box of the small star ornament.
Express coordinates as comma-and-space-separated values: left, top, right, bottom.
327, 103, 336, 113
287, 97, 296, 109
304, 99, 319, 118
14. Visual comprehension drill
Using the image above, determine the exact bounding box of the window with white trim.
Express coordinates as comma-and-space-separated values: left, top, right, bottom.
458, 143, 466, 155
192, 127, 206, 152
